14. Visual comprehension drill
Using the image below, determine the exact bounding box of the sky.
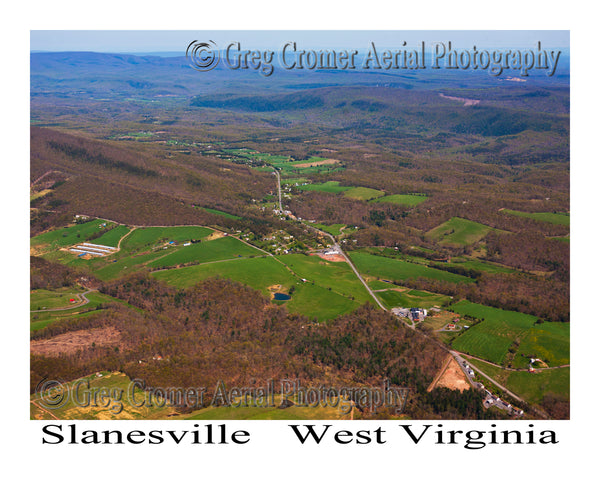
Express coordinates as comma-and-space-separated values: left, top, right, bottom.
30, 30, 569, 54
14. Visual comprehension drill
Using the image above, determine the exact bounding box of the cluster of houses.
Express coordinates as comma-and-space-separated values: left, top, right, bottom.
480, 384, 524, 416
462, 361, 524, 417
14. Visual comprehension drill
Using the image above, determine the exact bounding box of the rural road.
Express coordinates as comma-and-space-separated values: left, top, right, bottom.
272, 167, 283, 213
117, 226, 136, 250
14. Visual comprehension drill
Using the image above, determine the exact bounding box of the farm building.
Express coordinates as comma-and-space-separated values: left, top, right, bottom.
410, 307, 427, 321
82, 243, 116, 251
68, 242, 117, 258
391, 307, 427, 321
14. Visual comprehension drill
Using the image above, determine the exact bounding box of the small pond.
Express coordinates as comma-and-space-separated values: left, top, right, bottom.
273, 293, 291, 301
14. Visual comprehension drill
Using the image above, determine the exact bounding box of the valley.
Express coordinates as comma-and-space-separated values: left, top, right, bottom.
30, 48, 570, 420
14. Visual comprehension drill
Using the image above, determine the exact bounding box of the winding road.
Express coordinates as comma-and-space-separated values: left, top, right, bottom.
30, 289, 97, 313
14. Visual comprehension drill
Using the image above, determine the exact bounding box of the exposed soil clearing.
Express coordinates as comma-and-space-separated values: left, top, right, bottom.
31, 326, 122, 357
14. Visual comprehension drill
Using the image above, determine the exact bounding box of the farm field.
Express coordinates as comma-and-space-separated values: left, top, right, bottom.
279, 254, 373, 305
87, 249, 173, 281
368, 279, 397, 290
434, 257, 518, 275
376, 288, 451, 309
343, 186, 385, 201
502, 209, 570, 226
30, 291, 124, 331
371, 194, 428, 206
312, 223, 346, 235
449, 300, 538, 365
425, 217, 496, 246
468, 358, 570, 405
30, 286, 86, 310
31, 224, 244, 282
297, 181, 351, 194
94, 225, 131, 247
153, 254, 365, 321
201, 207, 242, 219
152, 256, 293, 293
281, 177, 308, 185
513, 322, 570, 368
31, 219, 113, 250
285, 282, 362, 321
349, 251, 476, 284
148, 236, 261, 268
360, 247, 431, 266
224, 149, 344, 176
121, 226, 214, 251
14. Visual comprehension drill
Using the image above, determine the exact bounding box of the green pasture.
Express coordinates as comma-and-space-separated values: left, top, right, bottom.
281, 177, 308, 185
279, 254, 373, 305
376, 289, 451, 309
30, 291, 121, 332
426, 217, 496, 246
313, 223, 346, 235
202, 207, 242, 220
120, 226, 214, 251
227, 150, 343, 175
368, 280, 397, 290
504, 368, 570, 404
343, 187, 385, 201
285, 282, 361, 321
502, 209, 570, 226
94, 225, 131, 247
349, 251, 475, 284
435, 257, 518, 275
31, 219, 111, 249
371, 194, 428, 206
153, 254, 364, 321
513, 322, 570, 368
297, 181, 351, 194
87, 249, 171, 281
30, 287, 86, 311
469, 358, 569, 404
449, 300, 539, 365
152, 256, 292, 293
148, 236, 260, 268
